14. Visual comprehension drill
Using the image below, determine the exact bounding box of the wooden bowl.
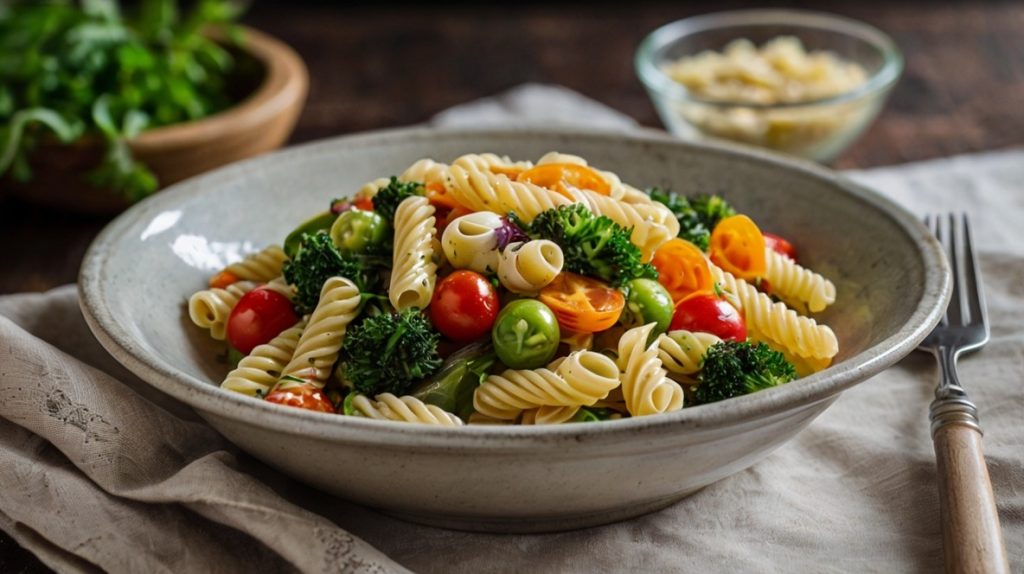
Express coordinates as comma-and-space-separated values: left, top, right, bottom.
4, 26, 308, 214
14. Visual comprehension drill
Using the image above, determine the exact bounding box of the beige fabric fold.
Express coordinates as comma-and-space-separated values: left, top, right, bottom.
0, 303, 404, 574
0, 86, 1021, 573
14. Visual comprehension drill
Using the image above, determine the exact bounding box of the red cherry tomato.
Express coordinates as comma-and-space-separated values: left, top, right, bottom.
670, 291, 747, 342
227, 288, 299, 355
430, 270, 500, 342
763, 232, 797, 261
265, 385, 336, 413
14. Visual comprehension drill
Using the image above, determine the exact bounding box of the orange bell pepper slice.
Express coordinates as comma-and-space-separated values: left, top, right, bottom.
426, 181, 467, 211
651, 238, 713, 302
539, 272, 624, 333
209, 270, 239, 289
516, 163, 611, 199
709, 214, 766, 280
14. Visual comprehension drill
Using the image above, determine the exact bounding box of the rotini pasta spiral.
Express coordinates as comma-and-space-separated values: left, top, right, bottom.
751, 334, 832, 377
357, 177, 391, 200
188, 281, 257, 340
617, 183, 659, 206
618, 323, 684, 416
262, 276, 295, 300
762, 248, 836, 313
399, 158, 450, 188
535, 151, 588, 166
473, 367, 567, 420
657, 330, 723, 375
466, 152, 534, 175
221, 319, 307, 397
390, 196, 438, 310
519, 405, 580, 425
710, 262, 838, 360
351, 393, 463, 426
277, 277, 361, 387
497, 240, 564, 293
222, 244, 288, 283
441, 211, 503, 274
473, 351, 620, 420
557, 350, 621, 396
467, 412, 515, 425
444, 154, 572, 222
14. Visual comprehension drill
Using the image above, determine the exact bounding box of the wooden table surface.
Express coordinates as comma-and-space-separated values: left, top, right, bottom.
1, 0, 1022, 569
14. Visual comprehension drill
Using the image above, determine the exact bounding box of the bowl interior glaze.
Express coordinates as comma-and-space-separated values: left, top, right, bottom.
79, 127, 948, 532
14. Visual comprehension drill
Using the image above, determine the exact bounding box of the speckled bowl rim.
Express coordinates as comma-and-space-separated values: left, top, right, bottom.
79, 126, 950, 451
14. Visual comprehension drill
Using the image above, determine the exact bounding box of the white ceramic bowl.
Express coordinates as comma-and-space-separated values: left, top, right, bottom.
79, 127, 949, 533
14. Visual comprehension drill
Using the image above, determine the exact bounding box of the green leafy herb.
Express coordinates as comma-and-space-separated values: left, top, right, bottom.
0, 0, 244, 200
696, 340, 797, 404
515, 204, 657, 286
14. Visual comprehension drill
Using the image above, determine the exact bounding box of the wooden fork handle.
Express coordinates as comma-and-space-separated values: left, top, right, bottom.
933, 423, 1010, 574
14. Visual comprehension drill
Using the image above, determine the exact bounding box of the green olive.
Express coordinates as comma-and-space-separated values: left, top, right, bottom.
330, 210, 388, 255
491, 299, 560, 369
620, 278, 674, 335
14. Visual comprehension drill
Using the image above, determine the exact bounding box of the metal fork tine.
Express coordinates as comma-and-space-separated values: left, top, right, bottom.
953, 213, 971, 326
932, 214, 950, 326
940, 213, 963, 326
961, 214, 987, 328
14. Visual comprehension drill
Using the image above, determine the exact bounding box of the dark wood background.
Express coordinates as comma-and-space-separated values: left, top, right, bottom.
3, 1, 1024, 297
1, 0, 1022, 569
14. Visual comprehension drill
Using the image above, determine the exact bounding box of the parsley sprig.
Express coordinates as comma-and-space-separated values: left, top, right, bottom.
0, 0, 244, 201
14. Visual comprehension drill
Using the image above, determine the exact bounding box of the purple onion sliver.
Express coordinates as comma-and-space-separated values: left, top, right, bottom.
330, 199, 355, 215
494, 217, 529, 250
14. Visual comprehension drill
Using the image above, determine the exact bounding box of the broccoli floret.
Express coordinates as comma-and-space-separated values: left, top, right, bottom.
647, 187, 712, 251
282, 232, 377, 313
690, 194, 736, 231
696, 340, 797, 404
339, 309, 443, 396
647, 188, 737, 251
517, 204, 657, 286
372, 177, 425, 222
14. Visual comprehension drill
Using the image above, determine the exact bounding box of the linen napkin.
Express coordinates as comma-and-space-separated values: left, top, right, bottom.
1, 85, 1021, 573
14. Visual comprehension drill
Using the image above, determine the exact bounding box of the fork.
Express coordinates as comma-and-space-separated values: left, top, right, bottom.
919, 213, 1009, 573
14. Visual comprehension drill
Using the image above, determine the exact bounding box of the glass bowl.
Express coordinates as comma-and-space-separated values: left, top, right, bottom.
636, 10, 903, 162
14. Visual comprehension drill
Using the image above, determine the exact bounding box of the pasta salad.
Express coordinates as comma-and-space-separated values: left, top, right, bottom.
188, 152, 838, 426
